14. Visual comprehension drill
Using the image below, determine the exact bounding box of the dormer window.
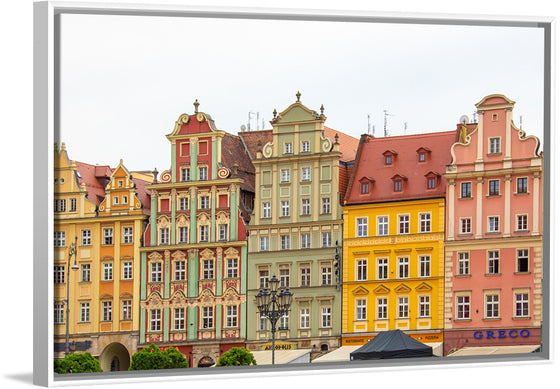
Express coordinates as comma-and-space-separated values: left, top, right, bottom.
394, 180, 402, 192
359, 177, 375, 194
425, 171, 441, 190
383, 150, 397, 166
362, 183, 369, 194
391, 174, 407, 192
416, 147, 431, 162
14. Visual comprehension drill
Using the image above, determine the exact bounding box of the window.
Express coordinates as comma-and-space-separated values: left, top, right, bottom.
150, 309, 161, 331
200, 196, 210, 209
199, 225, 209, 242
80, 302, 90, 322
489, 180, 500, 196
517, 215, 528, 231
460, 218, 472, 234
398, 215, 409, 234
279, 267, 290, 287
398, 257, 409, 278
458, 253, 470, 275
418, 152, 426, 162
489, 137, 501, 154
103, 263, 113, 281
280, 235, 290, 250
178, 227, 189, 243
122, 195, 128, 205
103, 228, 113, 245
461, 182, 472, 198
174, 308, 185, 330
54, 199, 66, 213
54, 231, 65, 247
202, 260, 214, 279
427, 177, 436, 189
285, 143, 293, 154
180, 167, 190, 182
301, 233, 310, 249
419, 296, 430, 317
486, 294, 499, 318
54, 266, 65, 284
321, 266, 332, 285
302, 167, 311, 181
281, 169, 290, 182
488, 216, 500, 233
54, 303, 64, 324
150, 262, 162, 282
179, 197, 189, 211
160, 228, 169, 245
202, 307, 214, 329
259, 269, 269, 289
377, 216, 389, 236
357, 218, 368, 237
219, 224, 228, 241
488, 251, 500, 274
226, 306, 238, 328
322, 198, 331, 214
419, 213, 431, 233
262, 202, 271, 218
322, 232, 332, 247
398, 297, 409, 318
321, 307, 331, 328
356, 299, 367, 320
377, 258, 388, 280
102, 301, 112, 321
385, 155, 392, 165
278, 313, 289, 329
122, 300, 132, 320
123, 227, 133, 244
122, 262, 133, 280
118, 180, 123, 188
515, 293, 529, 317
174, 260, 186, 281
260, 236, 270, 251
199, 166, 208, 181
357, 259, 367, 281
227, 258, 238, 278
300, 308, 310, 328
69, 198, 77, 212
259, 314, 268, 331
377, 298, 388, 319
517, 249, 529, 273
281, 201, 290, 217
301, 198, 310, 215
81, 264, 91, 282
113, 196, 119, 205
302, 141, 310, 152
394, 180, 402, 192
81, 229, 91, 245
300, 266, 311, 287
517, 177, 528, 194
419, 256, 430, 277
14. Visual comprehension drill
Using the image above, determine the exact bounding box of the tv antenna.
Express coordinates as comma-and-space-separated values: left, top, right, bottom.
383, 110, 394, 137
459, 115, 470, 125
519, 115, 523, 130
404, 122, 408, 135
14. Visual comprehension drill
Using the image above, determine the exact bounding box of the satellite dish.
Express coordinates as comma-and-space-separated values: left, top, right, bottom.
459, 115, 470, 125
240, 124, 247, 132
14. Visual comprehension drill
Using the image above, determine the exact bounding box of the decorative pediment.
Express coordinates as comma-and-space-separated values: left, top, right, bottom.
148, 251, 163, 262
224, 247, 239, 257
415, 282, 433, 292
200, 248, 215, 260
270, 92, 325, 125
197, 212, 211, 225
199, 289, 216, 306
359, 176, 375, 184
383, 150, 398, 157
171, 250, 186, 261
100, 294, 113, 300
391, 174, 408, 181
147, 292, 163, 307
424, 171, 441, 178
216, 211, 229, 225
352, 286, 369, 296
176, 214, 189, 226
157, 215, 170, 228
170, 290, 187, 306
222, 287, 240, 305
394, 283, 412, 293
120, 292, 133, 299
373, 285, 390, 294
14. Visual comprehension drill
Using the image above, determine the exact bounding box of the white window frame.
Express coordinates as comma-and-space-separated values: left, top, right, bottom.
80, 302, 90, 323
260, 236, 270, 251
160, 228, 170, 245
377, 258, 388, 280
419, 213, 431, 233
357, 217, 368, 237
202, 306, 214, 329
356, 299, 367, 320
419, 255, 430, 277
150, 262, 162, 283
322, 232, 332, 247
179, 197, 189, 211
281, 201, 290, 217
102, 301, 112, 322
174, 260, 186, 281
301, 167, 311, 181
81, 264, 91, 282
103, 228, 113, 245
281, 169, 290, 183
398, 257, 409, 279
377, 298, 387, 319
489, 137, 501, 154
202, 259, 214, 280
301, 198, 310, 215
174, 307, 185, 330
321, 307, 332, 328
301, 140, 310, 152
516, 214, 529, 231
199, 166, 208, 181
456, 295, 470, 319
122, 300, 132, 321
178, 226, 189, 243
485, 294, 500, 319
419, 296, 430, 318
284, 142, 293, 154
123, 226, 133, 244
227, 258, 238, 278
226, 305, 238, 328
103, 262, 113, 281
262, 202, 271, 218
150, 309, 161, 331
199, 225, 209, 242
321, 266, 332, 286
299, 308, 310, 329
515, 293, 530, 318
81, 229, 91, 246
54, 231, 66, 247
301, 233, 310, 249
280, 235, 290, 250
356, 259, 367, 281
488, 216, 500, 233
300, 266, 311, 287
488, 250, 500, 274
398, 296, 409, 318
460, 218, 472, 234
322, 197, 331, 214
398, 214, 410, 234
122, 261, 133, 280
458, 252, 470, 275
377, 216, 389, 236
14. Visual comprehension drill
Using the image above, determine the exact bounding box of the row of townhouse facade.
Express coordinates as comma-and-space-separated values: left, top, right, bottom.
54, 93, 543, 371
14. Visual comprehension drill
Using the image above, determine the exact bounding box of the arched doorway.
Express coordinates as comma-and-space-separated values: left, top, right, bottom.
100, 343, 131, 372
197, 356, 215, 368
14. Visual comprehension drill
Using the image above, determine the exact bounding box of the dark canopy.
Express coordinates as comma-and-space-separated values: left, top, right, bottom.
350, 329, 433, 360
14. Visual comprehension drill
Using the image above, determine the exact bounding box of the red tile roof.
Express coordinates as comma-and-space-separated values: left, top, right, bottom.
238, 130, 273, 160
324, 126, 360, 162
345, 131, 457, 205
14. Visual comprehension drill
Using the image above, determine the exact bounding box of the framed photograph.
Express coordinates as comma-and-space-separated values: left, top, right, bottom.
33, 1, 552, 387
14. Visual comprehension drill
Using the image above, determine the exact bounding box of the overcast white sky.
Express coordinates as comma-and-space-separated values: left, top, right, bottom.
59, 13, 545, 172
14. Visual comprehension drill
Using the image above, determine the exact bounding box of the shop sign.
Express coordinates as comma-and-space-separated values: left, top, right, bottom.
260, 341, 296, 351
473, 329, 530, 340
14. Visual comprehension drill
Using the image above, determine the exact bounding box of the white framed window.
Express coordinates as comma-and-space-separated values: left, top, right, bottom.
150, 309, 161, 331
160, 228, 170, 245
262, 202, 271, 218
54, 231, 65, 247
226, 305, 238, 328
515, 293, 529, 317
300, 266, 311, 287
419, 296, 430, 318
398, 297, 409, 318
419, 213, 431, 233
122, 261, 133, 280
488, 216, 500, 233
199, 225, 209, 242
356, 259, 367, 281
322, 232, 332, 247
419, 255, 430, 277
301, 233, 310, 249
281, 169, 290, 182
202, 306, 214, 329
259, 314, 268, 331
279, 313, 289, 330
227, 258, 238, 278
377, 258, 388, 280
398, 257, 409, 278
322, 197, 331, 214
489, 137, 501, 154
54, 199, 66, 213
259, 269, 269, 289
279, 267, 290, 287
200, 196, 210, 209
199, 166, 208, 180
202, 259, 214, 279
488, 250, 500, 274
517, 214, 528, 231
281, 201, 290, 217
102, 301, 112, 321
299, 308, 310, 329
178, 226, 189, 243
81, 229, 91, 246
301, 167, 311, 181
174, 308, 185, 330
80, 302, 90, 323
180, 167, 190, 182
260, 236, 269, 251
150, 262, 162, 282
174, 260, 186, 281
377, 298, 387, 319
321, 266, 332, 285
460, 218, 472, 234
485, 294, 500, 318
122, 195, 128, 205
398, 215, 410, 234
103, 228, 113, 245
280, 235, 290, 250
54, 303, 64, 324
489, 180, 500, 196
356, 299, 367, 320
103, 262, 113, 281
54, 266, 65, 284
113, 196, 119, 205
284, 142, 293, 154
123, 226, 133, 244
458, 252, 470, 275
357, 217, 368, 237
179, 197, 189, 211
517, 249, 530, 273
301, 198, 310, 215
456, 295, 470, 319
122, 300, 132, 320
377, 216, 389, 236
301, 140, 310, 152
321, 307, 332, 328
219, 224, 228, 241
69, 198, 77, 212
81, 264, 91, 282
517, 177, 528, 194
461, 182, 472, 198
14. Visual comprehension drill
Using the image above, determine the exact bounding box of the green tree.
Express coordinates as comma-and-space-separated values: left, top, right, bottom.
216, 347, 257, 367
129, 343, 189, 371
54, 353, 103, 374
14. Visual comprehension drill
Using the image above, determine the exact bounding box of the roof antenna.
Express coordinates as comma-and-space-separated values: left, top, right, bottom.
367, 114, 372, 135
404, 122, 408, 135
519, 115, 523, 130
383, 110, 394, 137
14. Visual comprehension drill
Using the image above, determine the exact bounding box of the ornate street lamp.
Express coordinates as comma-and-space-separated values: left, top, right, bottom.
65, 236, 79, 356
255, 275, 293, 365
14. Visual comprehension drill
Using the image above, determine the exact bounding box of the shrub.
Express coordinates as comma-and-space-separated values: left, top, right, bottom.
54, 353, 103, 374
216, 347, 257, 367
129, 343, 189, 371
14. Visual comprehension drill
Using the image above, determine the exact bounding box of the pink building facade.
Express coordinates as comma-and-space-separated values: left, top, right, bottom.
443, 95, 543, 355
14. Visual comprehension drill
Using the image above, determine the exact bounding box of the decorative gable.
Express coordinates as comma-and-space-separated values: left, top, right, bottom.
415, 282, 433, 292
351, 286, 369, 296
394, 283, 412, 293
373, 285, 390, 294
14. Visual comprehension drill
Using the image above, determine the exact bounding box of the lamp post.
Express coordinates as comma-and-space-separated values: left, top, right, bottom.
255, 275, 293, 365
65, 235, 79, 356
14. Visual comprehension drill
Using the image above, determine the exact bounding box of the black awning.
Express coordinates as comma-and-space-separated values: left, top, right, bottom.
350, 329, 434, 360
